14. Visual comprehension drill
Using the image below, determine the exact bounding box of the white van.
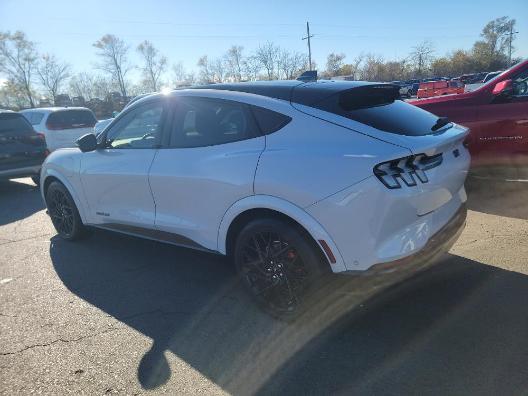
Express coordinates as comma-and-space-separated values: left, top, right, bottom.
20, 107, 96, 151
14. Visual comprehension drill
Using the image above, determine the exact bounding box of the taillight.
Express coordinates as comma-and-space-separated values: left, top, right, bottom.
373, 153, 443, 189
36, 132, 47, 144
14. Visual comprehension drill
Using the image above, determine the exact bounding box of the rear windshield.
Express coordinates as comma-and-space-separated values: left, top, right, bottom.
312, 85, 444, 136
0, 113, 34, 135
23, 112, 45, 125
46, 109, 96, 130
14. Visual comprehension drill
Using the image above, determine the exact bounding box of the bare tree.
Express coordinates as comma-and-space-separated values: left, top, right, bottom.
92, 75, 115, 99
69, 72, 95, 99
360, 53, 385, 81
0, 31, 38, 107
137, 40, 167, 92
242, 55, 262, 81
69, 72, 114, 100
211, 58, 227, 83
93, 34, 131, 97
255, 42, 280, 80
350, 54, 364, 79
325, 53, 346, 76
172, 62, 195, 87
225, 45, 244, 82
278, 50, 307, 80
37, 54, 70, 104
197, 55, 214, 83
409, 40, 435, 77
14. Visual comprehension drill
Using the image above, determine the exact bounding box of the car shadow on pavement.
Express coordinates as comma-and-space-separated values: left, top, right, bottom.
0, 179, 44, 226
466, 175, 528, 220
50, 230, 528, 395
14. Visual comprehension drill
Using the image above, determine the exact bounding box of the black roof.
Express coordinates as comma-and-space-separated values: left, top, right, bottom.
194, 80, 379, 106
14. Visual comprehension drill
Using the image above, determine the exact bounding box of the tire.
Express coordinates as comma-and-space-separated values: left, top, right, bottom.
31, 175, 40, 186
45, 181, 85, 241
234, 218, 328, 319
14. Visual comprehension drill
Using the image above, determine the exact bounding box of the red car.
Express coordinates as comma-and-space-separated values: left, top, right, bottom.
412, 60, 528, 176
416, 80, 465, 99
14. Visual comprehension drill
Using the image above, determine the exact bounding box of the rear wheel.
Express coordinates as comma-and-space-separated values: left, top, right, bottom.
45, 181, 85, 240
234, 218, 327, 319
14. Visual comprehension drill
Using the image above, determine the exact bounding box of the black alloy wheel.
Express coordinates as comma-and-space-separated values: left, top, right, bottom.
235, 218, 326, 318
46, 181, 85, 240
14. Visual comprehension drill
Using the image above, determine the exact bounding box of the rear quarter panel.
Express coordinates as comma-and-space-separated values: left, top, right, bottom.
255, 111, 411, 208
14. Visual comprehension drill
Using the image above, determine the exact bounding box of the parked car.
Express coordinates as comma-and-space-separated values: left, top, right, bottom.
40, 80, 469, 317
72, 96, 86, 106
482, 71, 503, 83
54, 94, 72, 107
391, 81, 412, 98
20, 107, 97, 151
417, 80, 465, 98
0, 110, 48, 185
411, 59, 528, 176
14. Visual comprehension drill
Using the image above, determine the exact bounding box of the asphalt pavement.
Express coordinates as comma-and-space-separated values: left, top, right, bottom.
1, 177, 527, 395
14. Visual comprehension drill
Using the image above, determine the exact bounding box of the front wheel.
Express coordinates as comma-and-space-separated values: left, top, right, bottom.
234, 218, 327, 319
45, 181, 85, 241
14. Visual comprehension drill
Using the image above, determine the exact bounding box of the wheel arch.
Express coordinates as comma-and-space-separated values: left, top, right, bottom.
218, 195, 347, 273
42, 170, 88, 223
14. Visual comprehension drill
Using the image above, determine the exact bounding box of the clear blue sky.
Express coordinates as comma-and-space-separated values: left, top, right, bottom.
1, 0, 527, 82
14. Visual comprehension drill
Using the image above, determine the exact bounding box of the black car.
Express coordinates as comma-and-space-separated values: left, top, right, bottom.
0, 111, 48, 185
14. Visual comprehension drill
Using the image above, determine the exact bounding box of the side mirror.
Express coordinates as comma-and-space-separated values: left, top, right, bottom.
492, 79, 513, 96
76, 133, 98, 152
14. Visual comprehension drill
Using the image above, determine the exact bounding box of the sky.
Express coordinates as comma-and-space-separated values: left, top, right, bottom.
1, 0, 527, 83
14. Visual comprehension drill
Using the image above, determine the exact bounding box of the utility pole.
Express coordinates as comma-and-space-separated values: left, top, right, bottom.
302, 21, 314, 70
508, 21, 519, 66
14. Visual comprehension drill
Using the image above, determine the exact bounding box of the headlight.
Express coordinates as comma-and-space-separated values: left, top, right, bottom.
373, 153, 443, 189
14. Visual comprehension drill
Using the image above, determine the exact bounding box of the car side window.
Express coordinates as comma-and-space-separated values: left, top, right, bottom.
105, 101, 163, 149
250, 106, 292, 135
170, 97, 259, 148
512, 69, 528, 97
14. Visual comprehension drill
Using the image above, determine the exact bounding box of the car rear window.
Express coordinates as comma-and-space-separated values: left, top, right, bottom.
24, 112, 45, 125
311, 85, 444, 136
250, 106, 291, 135
46, 109, 97, 130
0, 113, 34, 135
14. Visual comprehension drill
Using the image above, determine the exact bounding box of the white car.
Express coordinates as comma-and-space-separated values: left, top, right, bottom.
20, 107, 96, 151
40, 81, 469, 317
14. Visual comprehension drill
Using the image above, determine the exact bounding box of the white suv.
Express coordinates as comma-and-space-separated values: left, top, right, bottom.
20, 107, 96, 151
40, 81, 469, 317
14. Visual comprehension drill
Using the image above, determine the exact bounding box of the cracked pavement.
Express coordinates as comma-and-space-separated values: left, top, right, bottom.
1, 177, 528, 395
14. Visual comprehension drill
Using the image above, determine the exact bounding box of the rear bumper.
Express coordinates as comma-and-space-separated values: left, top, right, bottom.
361, 203, 466, 276
0, 165, 41, 180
